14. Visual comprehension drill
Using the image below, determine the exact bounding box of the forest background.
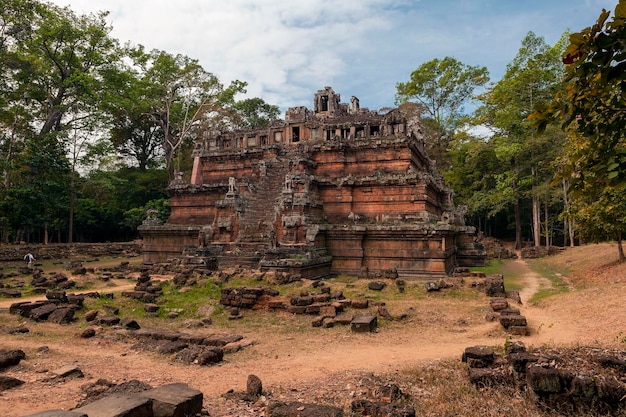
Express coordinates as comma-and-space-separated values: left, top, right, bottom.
1, 0, 625, 260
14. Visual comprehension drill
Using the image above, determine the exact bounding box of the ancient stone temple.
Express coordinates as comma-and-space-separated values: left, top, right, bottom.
139, 87, 485, 278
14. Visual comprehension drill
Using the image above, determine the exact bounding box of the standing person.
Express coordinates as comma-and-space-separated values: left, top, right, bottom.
24, 253, 35, 268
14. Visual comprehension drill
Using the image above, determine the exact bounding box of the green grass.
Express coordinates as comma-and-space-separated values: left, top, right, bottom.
471, 259, 524, 291
525, 259, 570, 303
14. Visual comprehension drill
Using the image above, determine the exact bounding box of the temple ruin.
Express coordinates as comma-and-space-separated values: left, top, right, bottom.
139, 87, 485, 278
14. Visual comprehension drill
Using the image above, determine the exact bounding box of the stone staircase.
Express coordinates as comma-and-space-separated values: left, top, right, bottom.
237, 153, 293, 244
210, 151, 294, 270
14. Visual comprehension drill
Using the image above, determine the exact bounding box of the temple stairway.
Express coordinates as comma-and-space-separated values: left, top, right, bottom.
216, 152, 293, 269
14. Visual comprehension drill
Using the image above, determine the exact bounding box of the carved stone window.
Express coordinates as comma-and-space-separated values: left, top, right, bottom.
321, 95, 329, 112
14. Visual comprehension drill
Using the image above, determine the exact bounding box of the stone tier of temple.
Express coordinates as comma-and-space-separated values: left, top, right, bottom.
139, 87, 485, 278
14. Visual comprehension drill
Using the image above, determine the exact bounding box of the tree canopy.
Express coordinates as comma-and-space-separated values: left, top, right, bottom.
532, 1, 626, 260
395, 57, 489, 168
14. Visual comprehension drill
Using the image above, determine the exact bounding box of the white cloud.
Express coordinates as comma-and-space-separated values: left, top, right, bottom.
50, 0, 618, 112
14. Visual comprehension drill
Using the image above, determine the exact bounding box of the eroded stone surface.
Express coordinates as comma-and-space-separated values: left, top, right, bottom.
139, 87, 485, 278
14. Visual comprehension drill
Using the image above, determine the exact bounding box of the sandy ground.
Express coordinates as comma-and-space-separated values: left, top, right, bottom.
0, 252, 624, 416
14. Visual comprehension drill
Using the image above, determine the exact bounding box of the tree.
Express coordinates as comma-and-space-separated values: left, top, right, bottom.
101, 56, 165, 170
130, 47, 246, 180
0, 0, 119, 242
232, 97, 280, 129
395, 57, 488, 167
532, 1, 626, 260
572, 187, 626, 262
533, 1, 626, 189
474, 32, 566, 249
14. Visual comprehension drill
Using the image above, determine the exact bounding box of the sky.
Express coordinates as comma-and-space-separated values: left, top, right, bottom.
49, 0, 618, 113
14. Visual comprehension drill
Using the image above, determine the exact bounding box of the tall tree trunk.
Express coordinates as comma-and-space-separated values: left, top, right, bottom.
68, 169, 75, 244
562, 179, 575, 247
618, 232, 625, 263
531, 168, 540, 247
543, 195, 551, 248
532, 194, 540, 247
515, 200, 522, 250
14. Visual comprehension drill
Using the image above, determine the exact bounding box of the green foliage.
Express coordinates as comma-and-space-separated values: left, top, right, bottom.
571, 186, 626, 244
123, 198, 170, 231
232, 97, 280, 128
531, 2, 626, 257
526, 257, 571, 303
470, 32, 567, 246
532, 1, 626, 189
396, 57, 489, 132
396, 57, 488, 168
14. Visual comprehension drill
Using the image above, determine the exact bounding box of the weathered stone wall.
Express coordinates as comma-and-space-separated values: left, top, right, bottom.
139, 87, 485, 276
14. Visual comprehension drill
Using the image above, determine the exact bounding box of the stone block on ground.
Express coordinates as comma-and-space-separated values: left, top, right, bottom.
48, 307, 75, 324
266, 401, 344, 417
485, 274, 505, 296
508, 325, 529, 336
351, 315, 377, 333
0, 349, 25, 370
30, 303, 58, 321
526, 364, 573, 395
196, 347, 223, 365
499, 314, 527, 328
137, 383, 203, 417
350, 299, 369, 309
0, 375, 25, 391
468, 367, 515, 388
73, 394, 153, 417
247, 374, 263, 397
489, 297, 508, 311
51, 364, 84, 379
462, 346, 495, 365
22, 411, 88, 417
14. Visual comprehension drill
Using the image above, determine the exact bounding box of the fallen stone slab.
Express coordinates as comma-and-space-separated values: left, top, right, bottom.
73, 394, 153, 417
22, 411, 88, 417
46, 291, 68, 303
508, 325, 529, 336
2, 326, 29, 334
489, 297, 508, 311
121, 318, 141, 330
507, 352, 541, 373
30, 303, 58, 321
368, 281, 386, 291
468, 367, 515, 388
98, 316, 121, 326
485, 274, 505, 296
462, 346, 495, 366
0, 349, 26, 370
499, 314, 527, 328
137, 383, 203, 417
48, 307, 75, 324
0, 374, 25, 391
51, 364, 84, 379
351, 399, 415, 417
351, 315, 377, 333
196, 347, 223, 365
526, 364, 573, 395
0, 288, 22, 298
350, 299, 369, 309
266, 401, 344, 417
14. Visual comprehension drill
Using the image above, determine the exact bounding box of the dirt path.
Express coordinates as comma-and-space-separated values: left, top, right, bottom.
1, 257, 625, 416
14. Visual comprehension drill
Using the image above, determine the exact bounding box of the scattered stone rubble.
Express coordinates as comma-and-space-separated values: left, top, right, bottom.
119, 327, 249, 365
483, 273, 529, 335
22, 381, 203, 417
463, 343, 626, 415
218, 282, 392, 332
0, 242, 142, 263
